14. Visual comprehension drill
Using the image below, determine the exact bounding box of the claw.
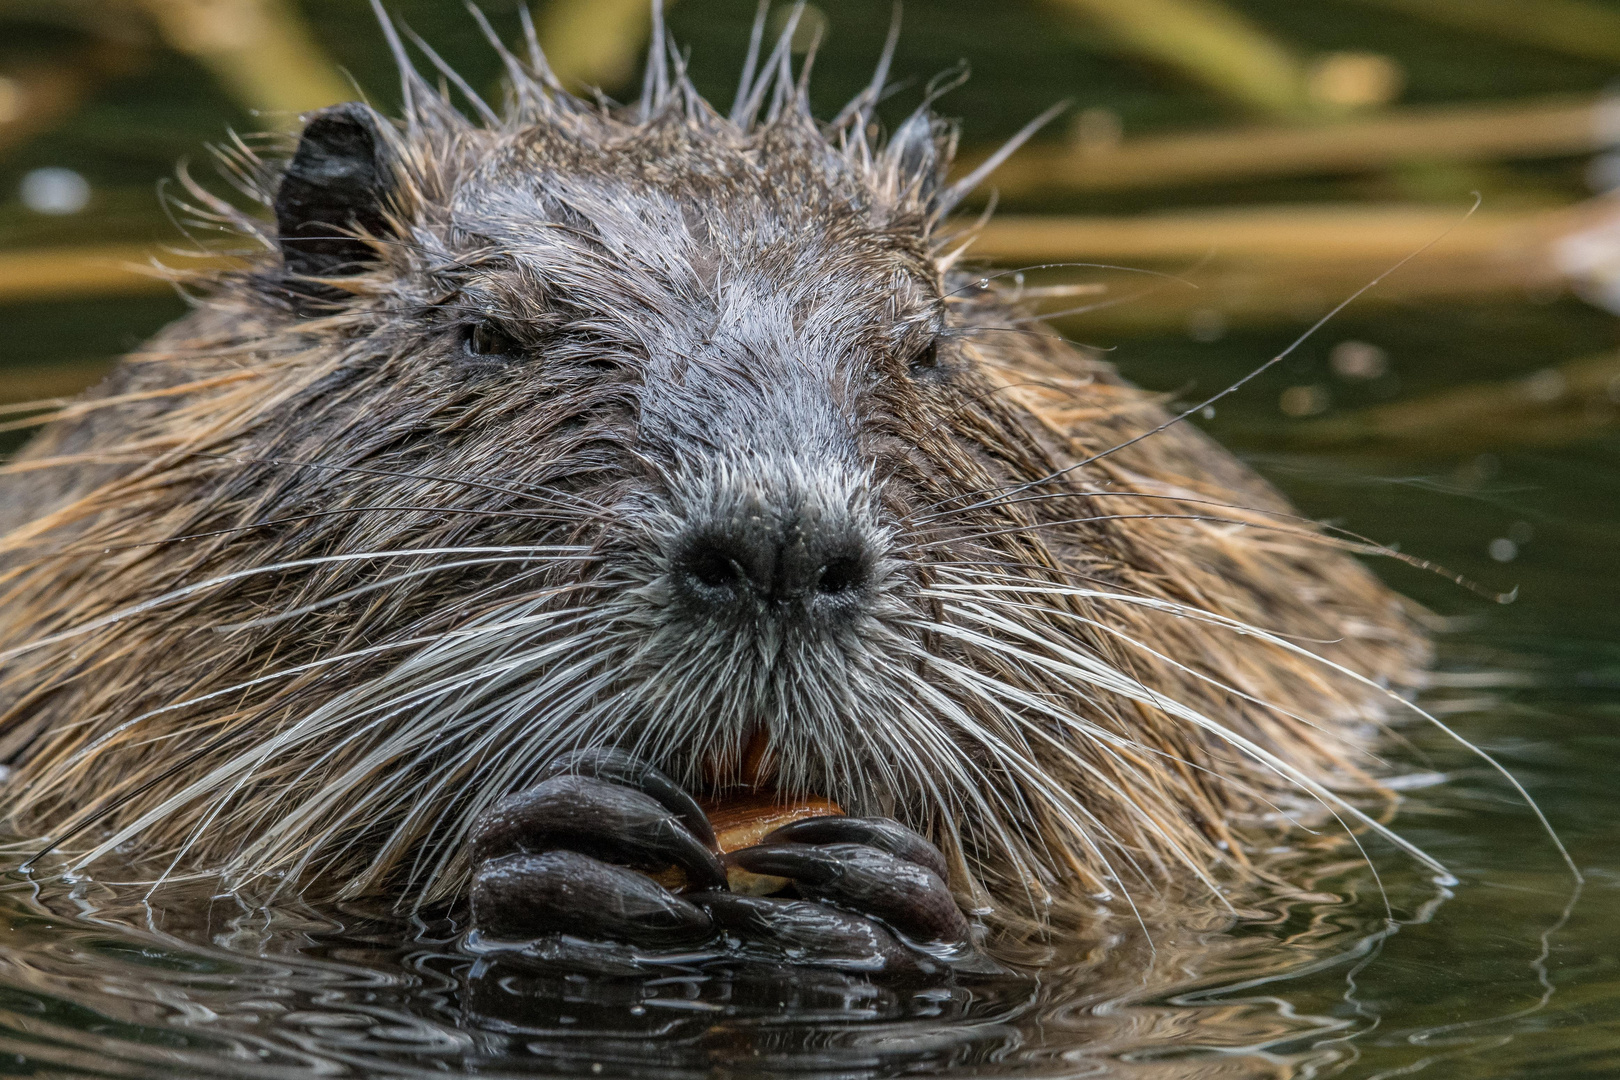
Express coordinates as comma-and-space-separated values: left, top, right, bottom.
470, 851, 716, 947
470, 775, 726, 891
691, 893, 924, 974
538, 747, 717, 851
726, 842, 971, 946
760, 815, 949, 880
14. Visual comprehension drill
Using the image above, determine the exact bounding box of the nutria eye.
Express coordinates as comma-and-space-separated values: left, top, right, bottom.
464, 321, 522, 359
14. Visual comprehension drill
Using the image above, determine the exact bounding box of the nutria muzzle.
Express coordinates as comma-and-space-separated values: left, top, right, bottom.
671, 502, 877, 616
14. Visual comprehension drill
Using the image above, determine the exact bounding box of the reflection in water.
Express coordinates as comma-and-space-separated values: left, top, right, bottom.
0, 838, 1445, 1078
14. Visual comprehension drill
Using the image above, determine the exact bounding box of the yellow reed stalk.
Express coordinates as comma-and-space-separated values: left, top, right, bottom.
1348, 0, 1620, 66
0, 243, 230, 303
961, 94, 1607, 196
1041, 0, 1313, 118
969, 205, 1556, 265
137, 0, 350, 121
960, 201, 1591, 330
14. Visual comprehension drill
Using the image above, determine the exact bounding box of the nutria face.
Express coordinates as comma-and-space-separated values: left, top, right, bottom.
0, 30, 1425, 923
265, 101, 997, 838
300, 109, 984, 817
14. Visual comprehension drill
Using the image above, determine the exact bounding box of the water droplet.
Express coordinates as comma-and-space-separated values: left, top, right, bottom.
19, 167, 90, 215
1279, 385, 1330, 417
1329, 340, 1389, 380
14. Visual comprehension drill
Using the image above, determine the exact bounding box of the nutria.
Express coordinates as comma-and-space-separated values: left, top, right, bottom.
0, 9, 1433, 965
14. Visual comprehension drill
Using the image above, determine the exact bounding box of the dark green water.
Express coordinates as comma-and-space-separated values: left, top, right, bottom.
1, 1, 1618, 1076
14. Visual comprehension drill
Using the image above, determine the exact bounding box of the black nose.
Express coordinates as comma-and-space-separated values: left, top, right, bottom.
673, 514, 874, 614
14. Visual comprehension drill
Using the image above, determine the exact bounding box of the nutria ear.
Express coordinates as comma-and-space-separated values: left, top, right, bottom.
274, 102, 395, 280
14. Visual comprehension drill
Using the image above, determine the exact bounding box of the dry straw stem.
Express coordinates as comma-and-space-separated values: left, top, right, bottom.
0, 244, 231, 304
535, 0, 666, 93
972, 204, 1566, 266
1295, 350, 1620, 453
1348, 0, 1620, 66
960, 94, 1609, 196
970, 203, 1569, 323
0, 360, 116, 410
136, 0, 349, 120
961, 200, 1601, 330
1042, 0, 1313, 118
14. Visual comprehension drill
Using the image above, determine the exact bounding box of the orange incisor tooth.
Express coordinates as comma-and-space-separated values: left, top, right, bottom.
657, 726, 845, 896
651, 796, 846, 896
740, 723, 772, 788
708, 794, 845, 896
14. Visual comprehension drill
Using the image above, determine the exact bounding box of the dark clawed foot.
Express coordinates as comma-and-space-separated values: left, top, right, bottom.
467, 749, 722, 945
469, 771, 724, 889
691, 893, 927, 975
466, 751, 984, 974
471, 850, 713, 948
727, 841, 971, 948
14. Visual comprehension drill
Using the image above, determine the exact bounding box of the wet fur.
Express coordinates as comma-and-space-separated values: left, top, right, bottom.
0, 15, 1426, 928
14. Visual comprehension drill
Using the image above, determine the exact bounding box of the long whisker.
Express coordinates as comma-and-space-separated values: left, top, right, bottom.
0, 546, 575, 665
942, 196, 1486, 517
905, 504, 1505, 600
19, 594, 604, 865
72, 602, 606, 876
934, 575, 1573, 881
185, 451, 609, 515
93, 505, 590, 554
917, 603, 1416, 915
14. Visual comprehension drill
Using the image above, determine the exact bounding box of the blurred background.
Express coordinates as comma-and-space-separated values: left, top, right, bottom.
0, 5, 1618, 1076
3, 2, 1620, 617
5, 0, 1620, 456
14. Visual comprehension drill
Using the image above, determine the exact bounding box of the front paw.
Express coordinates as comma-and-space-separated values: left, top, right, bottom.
468, 749, 724, 948
465, 753, 987, 974
727, 816, 972, 950
472, 850, 714, 947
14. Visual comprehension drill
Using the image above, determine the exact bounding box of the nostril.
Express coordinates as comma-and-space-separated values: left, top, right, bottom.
674, 533, 755, 602
672, 526, 874, 612
817, 553, 868, 596
686, 545, 740, 590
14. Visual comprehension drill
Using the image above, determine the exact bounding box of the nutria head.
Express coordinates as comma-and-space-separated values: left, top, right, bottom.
0, 15, 1426, 924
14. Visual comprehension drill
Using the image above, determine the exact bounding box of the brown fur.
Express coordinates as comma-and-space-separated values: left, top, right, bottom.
0, 23, 1426, 929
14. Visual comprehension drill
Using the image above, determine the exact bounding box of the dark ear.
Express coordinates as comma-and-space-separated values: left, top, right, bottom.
274, 102, 394, 279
